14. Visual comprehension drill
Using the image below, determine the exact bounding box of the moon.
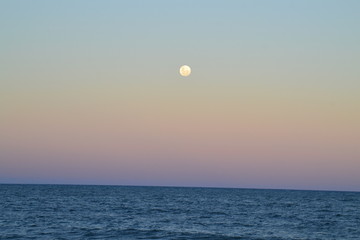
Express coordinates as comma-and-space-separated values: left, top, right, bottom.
179, 65, 191, 77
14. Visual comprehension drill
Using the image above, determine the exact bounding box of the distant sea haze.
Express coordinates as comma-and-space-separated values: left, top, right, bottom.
1, 184, 359, 239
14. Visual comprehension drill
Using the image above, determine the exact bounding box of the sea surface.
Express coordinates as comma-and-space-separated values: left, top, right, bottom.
0, 184, 359, 240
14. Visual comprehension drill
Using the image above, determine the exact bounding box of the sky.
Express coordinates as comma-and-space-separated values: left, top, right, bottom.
1, 0, 359, 191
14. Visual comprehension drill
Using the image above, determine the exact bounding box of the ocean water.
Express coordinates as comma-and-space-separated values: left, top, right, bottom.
0, 184, 359, 240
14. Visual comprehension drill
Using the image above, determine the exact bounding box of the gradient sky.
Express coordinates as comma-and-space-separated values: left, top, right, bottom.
1, 0, 359, 191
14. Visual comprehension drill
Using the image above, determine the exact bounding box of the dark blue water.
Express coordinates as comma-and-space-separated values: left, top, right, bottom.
0, 184, 359, 239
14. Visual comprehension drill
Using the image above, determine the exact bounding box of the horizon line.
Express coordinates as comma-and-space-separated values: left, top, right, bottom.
1, 182, 359, 193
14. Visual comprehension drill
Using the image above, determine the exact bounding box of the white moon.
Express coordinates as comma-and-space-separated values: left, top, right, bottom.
179, 65, 191, 77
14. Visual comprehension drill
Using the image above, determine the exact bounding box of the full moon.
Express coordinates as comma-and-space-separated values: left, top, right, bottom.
179, 65, 191, 77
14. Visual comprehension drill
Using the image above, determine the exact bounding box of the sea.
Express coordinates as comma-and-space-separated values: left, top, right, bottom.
0, 184, 359, 240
